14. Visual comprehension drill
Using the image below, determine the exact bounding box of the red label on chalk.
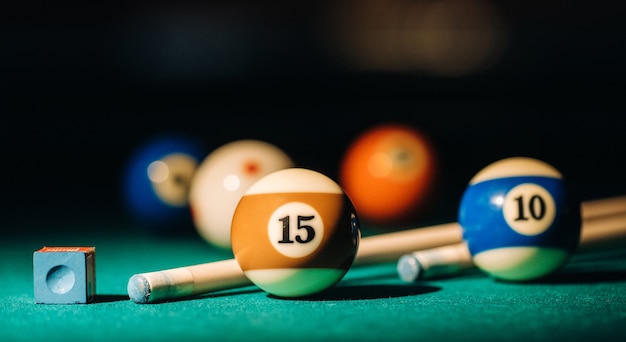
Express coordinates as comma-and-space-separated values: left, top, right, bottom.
37, 246, 95, 253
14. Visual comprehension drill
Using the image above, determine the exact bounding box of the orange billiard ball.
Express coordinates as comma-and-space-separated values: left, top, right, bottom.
339, 123, 437, 226
231, 168, 360, 298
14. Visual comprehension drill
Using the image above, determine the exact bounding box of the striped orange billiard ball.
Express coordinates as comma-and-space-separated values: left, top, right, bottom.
231, 168, 361, 298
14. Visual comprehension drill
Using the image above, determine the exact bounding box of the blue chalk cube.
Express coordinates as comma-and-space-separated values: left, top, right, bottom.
33, 247, 96, 304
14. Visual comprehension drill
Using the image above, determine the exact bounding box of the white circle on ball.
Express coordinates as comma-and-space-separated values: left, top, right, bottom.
268, 202, 324, 258
503, 183, 556, 236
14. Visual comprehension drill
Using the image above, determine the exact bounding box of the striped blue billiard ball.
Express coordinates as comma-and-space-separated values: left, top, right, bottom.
122, 135, 206, 232
458, 157, 581, 281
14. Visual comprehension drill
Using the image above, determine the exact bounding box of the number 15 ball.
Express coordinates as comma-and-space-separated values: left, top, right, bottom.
458, 157, 581, 282
231, 168, 360, 298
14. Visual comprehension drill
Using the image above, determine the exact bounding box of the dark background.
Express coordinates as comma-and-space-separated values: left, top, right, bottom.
2, 0, 625, 231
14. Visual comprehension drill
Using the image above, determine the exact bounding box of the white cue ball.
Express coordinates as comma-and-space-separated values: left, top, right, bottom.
189, 140, 294, 249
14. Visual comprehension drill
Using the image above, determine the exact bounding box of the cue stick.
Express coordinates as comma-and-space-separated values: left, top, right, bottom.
127, 222, 461, 304
128, 195, 626, 303
341, 194, 626, 266
397, 202, 626, 281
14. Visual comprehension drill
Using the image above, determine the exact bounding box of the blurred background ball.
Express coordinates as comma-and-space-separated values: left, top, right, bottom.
122, 135, 206, 233
189, 140, 294, 249
339, 123, 437, 227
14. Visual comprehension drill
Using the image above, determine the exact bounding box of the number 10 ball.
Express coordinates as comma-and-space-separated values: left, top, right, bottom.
231, 168, 360, 298
458, 157, 581, 282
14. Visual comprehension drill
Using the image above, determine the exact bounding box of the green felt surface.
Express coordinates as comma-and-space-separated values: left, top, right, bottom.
2, 213, 626, 342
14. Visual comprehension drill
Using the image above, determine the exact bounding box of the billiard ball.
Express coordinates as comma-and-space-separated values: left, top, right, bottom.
458, 157, 581, 281
339, 123, 437, 226
189, 140, 294, 249
122, 135, 206, 232
231, 168, 360, 298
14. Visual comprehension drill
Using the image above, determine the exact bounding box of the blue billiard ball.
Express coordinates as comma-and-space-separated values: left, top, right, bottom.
122, 135, 206, 232
458, 157, 581, 281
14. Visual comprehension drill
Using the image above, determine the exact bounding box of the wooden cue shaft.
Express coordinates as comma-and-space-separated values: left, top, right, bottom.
577, 211, 626, 251
182, 259, 247, 297
580, 195, 626, 220
129, 195, 626, 303
354, 222, 462, 266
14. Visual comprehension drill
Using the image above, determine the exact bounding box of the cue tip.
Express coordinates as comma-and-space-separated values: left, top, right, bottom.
127, 274, 151, 304
397, 254, 422, 283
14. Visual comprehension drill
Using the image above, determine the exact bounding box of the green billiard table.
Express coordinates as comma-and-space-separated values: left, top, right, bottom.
2, 207, 625, 342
